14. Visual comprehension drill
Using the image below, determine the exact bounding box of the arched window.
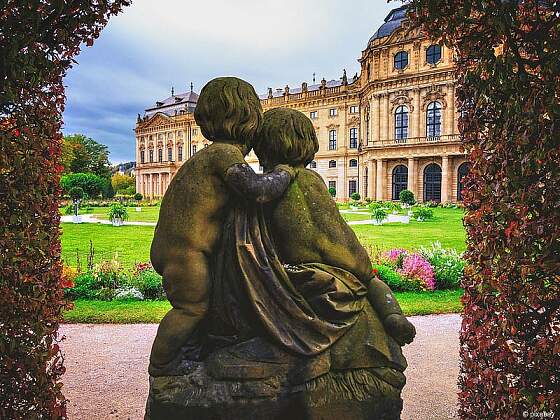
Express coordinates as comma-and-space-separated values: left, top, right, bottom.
349, 128, 358, 149
192, 145, 197, 155
178, 145, 183, 161
426, 44, 442, 64
457, 162, 471, 201
394, 51, 409, 70
426, 101, 442, 138
140, 150, 145, 164
395, 106, 409, 141
167, 148, 173, 161
328, 160, 337, 168
349, 159, 358, 168
423, 163, 442, 202
158, 148, 163, 162
149, 149, 154, 163
310, 161, 317, 169
392, 165, 408, 200
329, 130, 337, 150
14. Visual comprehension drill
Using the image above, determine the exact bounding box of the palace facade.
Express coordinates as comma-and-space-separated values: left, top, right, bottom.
134, 5, 468, 202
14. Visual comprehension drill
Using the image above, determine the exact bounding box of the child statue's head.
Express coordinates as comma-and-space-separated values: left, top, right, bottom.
254, 108, 319, 170
194, 77, 263, 148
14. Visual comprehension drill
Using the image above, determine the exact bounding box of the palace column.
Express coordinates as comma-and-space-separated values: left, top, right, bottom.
376, 159, 385, 201
361, 165, 368, 198
447, 83, 456, 135
383, 93, 390, 141
159, 173, 164, 197
372, 95, 380, 144
414, 88, 422, 138
148, 173, 152, 198
368, 159, 376, 199
407, 157, 417, 199
441, 156, 450, 203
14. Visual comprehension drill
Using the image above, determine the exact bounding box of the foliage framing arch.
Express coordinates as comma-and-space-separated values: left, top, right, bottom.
0, 1, 130, 417
407, 0, 560, 417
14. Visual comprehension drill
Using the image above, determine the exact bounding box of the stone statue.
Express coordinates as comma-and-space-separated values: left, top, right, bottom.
145, 78, 416, 420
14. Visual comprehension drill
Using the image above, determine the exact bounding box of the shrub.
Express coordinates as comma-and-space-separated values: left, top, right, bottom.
383, 249, 408, 268
424, 200, 439, 208
61, 172, 106, 198
350, 192, 361, 202
328, 187, 336, 198
129, 263, 165, 300
399, 189, 415, 205
371, 208, 387, 223
420, 242, 465, 290
69, 186, 84, 201
413, 207, 433, 221
63, 204, 75, 215
134, 193, 143, 201
108, 203, 129, 221
373, 264, 419, 292
398, 253, 436, 291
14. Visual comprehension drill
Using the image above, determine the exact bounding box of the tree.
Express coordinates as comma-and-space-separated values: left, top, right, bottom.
60, 173, 106, 198
0, 2, 129, 416
62, 134, 111, 178
111, 173, 135, 194
408, 1, 560, 417
399, 189, 415, 205
328, 187, 336, 198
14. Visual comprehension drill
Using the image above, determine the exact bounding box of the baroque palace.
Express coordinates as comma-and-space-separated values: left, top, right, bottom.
134, 6, 468, 202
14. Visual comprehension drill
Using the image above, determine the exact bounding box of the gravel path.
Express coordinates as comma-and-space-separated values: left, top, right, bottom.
60, 314, 460, 420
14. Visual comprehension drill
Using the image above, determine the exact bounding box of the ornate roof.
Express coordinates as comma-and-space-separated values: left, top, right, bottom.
367, 5, 408, 46
144, 90, 199, 118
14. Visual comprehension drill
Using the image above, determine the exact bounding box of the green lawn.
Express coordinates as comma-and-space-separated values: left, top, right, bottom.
63, 289, 463, 323
340, 212, 372, 222
61, 223, 155, 268
61, 207, 466, 268
88, 206, 160, 223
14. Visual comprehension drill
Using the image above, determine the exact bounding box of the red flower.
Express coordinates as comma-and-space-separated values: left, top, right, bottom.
372, 267, 379, 276
13, 129, 20, 137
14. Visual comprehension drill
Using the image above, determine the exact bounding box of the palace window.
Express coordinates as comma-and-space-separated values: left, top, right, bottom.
395, 105, 409, 141
349, 159, 358, 168
329, 160, 337, 168
140, 150, 145, 164
349, 105, 359, 114
426, 44, 442, 65
457, 162, 471, 201
329, 108, 337, 117
192, 145, 197, 155
192, 128, 198, 137
158, 148, 163, 162
328, 180, 336, 191
394, 51, 409, 70
349, 128, 358, 149
310, 111, 318, 119
392, 165, 408, 200
426, 101, 442, 138
167, 148, 173, 161
423, 163, 442, 202
310, 161, 317, 169
149, 149, 154, 163
178, 146, 183, 161
329, 130, 337, 150
349, 180, 357, 197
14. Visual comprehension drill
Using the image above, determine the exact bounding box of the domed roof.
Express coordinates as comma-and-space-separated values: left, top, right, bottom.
368, 5, 408, 45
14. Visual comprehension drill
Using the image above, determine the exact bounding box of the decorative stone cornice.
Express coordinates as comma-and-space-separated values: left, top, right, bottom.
422, 85, 448, 108
390, 90, 415, 112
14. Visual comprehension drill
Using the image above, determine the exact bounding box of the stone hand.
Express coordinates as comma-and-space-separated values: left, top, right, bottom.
383, 313, 416, 346
274, 164, 296, 180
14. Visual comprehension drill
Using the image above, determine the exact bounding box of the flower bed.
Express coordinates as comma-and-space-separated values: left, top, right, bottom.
372, 242, 464, 292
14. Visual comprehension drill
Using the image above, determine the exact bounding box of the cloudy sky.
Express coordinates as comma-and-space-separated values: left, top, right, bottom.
62, 0, 398, 163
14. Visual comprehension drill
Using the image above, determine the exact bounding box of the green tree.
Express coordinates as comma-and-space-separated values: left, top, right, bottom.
111, 173, 135, 193
62, 134, 111, 178
60, 173, 106, 198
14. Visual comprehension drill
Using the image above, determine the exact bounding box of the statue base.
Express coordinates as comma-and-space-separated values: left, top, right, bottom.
145, 360, 403, 420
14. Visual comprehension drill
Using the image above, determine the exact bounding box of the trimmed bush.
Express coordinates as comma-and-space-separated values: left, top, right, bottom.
328, 187, 336, 198
413, 207, 433, 221
399, 189, 415, 205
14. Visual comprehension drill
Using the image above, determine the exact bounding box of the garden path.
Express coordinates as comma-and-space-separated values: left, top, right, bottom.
60, 314, 460, 419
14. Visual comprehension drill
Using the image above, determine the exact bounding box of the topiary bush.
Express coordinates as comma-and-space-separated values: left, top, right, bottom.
328, 187, 336, 198
410, 1, 560, 417
399, 189, 415, 205
0, 2, 129, 417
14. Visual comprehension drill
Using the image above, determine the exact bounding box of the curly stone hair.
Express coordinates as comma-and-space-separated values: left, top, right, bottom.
194, 77, 263, 147
254, 107, 319, 169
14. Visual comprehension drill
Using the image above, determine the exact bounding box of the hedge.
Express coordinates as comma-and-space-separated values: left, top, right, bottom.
409, 1, 560, 418
0, 1, 129, 417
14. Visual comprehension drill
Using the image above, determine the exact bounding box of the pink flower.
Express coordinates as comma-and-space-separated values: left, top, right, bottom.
398, 253, 436, 291
384, 249, 408, 263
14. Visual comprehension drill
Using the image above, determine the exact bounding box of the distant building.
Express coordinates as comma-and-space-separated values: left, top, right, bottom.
112, 161, 136, 177
134, 5, 468, 202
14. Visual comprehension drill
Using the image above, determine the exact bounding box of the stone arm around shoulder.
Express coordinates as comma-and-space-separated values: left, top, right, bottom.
225, 163, 294, 204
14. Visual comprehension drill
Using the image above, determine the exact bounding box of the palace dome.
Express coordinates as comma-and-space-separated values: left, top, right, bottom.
368, 5, 408, 46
